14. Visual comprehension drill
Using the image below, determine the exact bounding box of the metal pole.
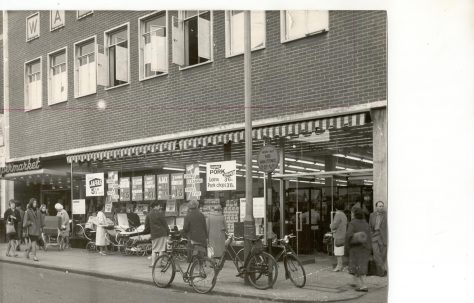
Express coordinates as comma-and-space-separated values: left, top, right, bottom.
70, 161, 74, 238
243, 10, 255, 277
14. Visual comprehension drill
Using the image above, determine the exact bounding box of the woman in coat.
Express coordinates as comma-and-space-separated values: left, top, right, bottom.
4, 199, 20, 257
330, 200, 348, 271
207, 205, 226, 259
55, 203, 70, 249
345, 207, 372, 292
23, 198, 44, 261
95, 203, 109, 256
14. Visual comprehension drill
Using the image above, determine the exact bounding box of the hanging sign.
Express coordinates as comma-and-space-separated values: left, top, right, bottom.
120, 177, 130, 201
144, 175, 156, 201
72, 199, 86, 215
86, 173, 104, 197
0, 158, 41, 175
106, 171, 119, 202
157, 174, 170, 200
257, 145, 280, 173
132, 176, 143, 201
170, 173, 184, 199
185, 163, 202, 200
206, 160, 236, 191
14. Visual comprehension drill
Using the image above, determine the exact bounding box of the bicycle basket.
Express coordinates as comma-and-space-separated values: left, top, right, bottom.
251, 239, 263, 254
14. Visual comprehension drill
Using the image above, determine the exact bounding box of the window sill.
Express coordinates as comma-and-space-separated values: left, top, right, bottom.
178, 60, 213, 71
225, 46, 265, 59
139, 72, 168, 82
48, 99, 68, 106
281, 29, 328, 44
75, 91, 97, 99
104, 83, 130, 91
24, 106, 42, 112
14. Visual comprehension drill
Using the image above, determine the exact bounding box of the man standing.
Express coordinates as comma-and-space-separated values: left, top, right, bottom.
143, 202, 169, 267
369, 201, 388, 276
183, 200, 208, 257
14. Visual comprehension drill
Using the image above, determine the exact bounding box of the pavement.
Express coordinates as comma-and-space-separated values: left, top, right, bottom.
0, 243, 388, 302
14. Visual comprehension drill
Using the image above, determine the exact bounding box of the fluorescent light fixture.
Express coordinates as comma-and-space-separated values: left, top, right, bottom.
314, 162, 325, 167
288, 165, 305, 170
163, 167, 185, 171
252, 165, 259, 169
362, 159, 373, 164
285, 158, 296, 162
346, 155, 361, 161
305, 168, 320, 172
335, 166, 346, 170
252, 159, 257, 163
297, 159, 314, 165
334, 154, 345, 158
199, 164, 207, 168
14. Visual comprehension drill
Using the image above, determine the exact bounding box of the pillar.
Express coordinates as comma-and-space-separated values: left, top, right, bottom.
371, 108, 388, 209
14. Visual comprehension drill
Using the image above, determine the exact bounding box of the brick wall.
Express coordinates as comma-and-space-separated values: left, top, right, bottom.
7, 10, 386, 159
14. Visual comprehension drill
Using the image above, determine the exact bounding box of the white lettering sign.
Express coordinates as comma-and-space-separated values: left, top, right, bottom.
50, 10, 65, 31
86, 173, 104, 197
27, 13, 40, 41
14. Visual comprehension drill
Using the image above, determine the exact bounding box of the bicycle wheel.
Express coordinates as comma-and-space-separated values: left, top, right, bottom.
189, 257, 217, 294
246, 252, 278, 290
152, 255, 176, 288
284, 254, 306, 288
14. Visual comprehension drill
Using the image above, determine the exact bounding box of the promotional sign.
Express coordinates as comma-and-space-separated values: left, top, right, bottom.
72, 199, 86, 215
170, 173, 184, 199
132, 176, 143, 201
106, 171, 119, 203
239, 197, 265, 221
185, 163, 202, 200
0, 158, 41, 176
120, 177, 131, 201
157, 174, 169, 200
104, 201, 113, 213
165, 200, 178, 216
206, 160, 236, 191
144, 175, 156, 201
86, 173, 104, 197
257, 145, 280, 173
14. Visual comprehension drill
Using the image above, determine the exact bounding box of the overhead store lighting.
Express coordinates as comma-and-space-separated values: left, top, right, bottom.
297, 159, 314, 165
163, 167, 185, 171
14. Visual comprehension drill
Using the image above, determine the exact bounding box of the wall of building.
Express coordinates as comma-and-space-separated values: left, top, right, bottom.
7, 10, 386, 159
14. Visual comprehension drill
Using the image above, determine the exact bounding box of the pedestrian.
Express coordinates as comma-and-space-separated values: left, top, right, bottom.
40, 203, 49, 216
15, 201, 25, 251
182, 200, 208, 257
55, 203, 70, 249
95, 203, 109, 256
369, 201, 388, 276
206, 205, 226, 259
330, 200, 348, 272
345, 207, 372, 292
142, 202, 169, 267
4, 199, 21, 257
23, 198, 44, 261
37, 203, 49, 250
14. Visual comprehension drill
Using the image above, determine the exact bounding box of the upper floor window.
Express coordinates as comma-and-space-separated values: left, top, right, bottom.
77, 11, 93, 19
74, 37, 96, 97
225, 11, 265, 57
26, 12, 40, 42
139, 12, 168, 80
173, 11, 212, 68
24, 58, 42, 111
48, 48, 67, 104
105, 24, 129, 87
280, 10, 329, 43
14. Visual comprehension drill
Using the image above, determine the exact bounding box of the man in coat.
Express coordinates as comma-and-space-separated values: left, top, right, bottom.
142, 202, 169, 267
369, 201, 388, 276
183, 200, 208, 257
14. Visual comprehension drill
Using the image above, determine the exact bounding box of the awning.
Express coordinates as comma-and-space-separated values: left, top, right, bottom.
67, 113, 368, 164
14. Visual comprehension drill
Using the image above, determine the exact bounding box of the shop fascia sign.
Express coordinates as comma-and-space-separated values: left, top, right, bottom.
0, 158, 41, 176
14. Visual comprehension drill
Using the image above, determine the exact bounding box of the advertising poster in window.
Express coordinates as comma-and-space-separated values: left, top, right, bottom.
170, 173, 184, 199
157, 174, 169, 200
132, 176, 143, 201
185, 163, 202, 201
165, 200, 177, 216
206, 160, 236, 191
239, 197, 265, 221
144, 175, 156, 201
106, 171, 119, 203
120, 177, 130, 201
86, 173, 104, 197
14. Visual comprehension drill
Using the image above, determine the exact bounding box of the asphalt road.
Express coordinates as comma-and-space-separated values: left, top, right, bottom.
0, 262, 388, 303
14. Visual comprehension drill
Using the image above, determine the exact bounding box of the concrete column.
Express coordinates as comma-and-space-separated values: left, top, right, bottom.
324, 156, 335, 208
279, 138, 285, 237
0, 180, 15, 218
371, 108, 388, 209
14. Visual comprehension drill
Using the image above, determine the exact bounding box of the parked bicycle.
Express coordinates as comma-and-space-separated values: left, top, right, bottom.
152, 237, 217, 294
273, 234, 306, 288
214, 233, 278, 290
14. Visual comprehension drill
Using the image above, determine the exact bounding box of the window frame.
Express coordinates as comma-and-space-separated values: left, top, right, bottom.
177, 10, 214, 70
224, 10, 266, 58
26, 12, 40, 42
77, 11, 93, 20
138, 11, 169, 81
47, 47, 68, 105
73, 35, 97, 98
24, 56, 43, 112
50, 10, 65, 32
280, 10, 329, 43
103, 22, 131, 90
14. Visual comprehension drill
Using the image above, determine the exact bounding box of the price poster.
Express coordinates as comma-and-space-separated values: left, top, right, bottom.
106, 171, 119, 203
72, 199, 86, 215
206, 161, 236, 191
185, 163, 202, 201
86, 173, 104, 197
120, 177, 130, 201
144, 175, 156, 201
157, 174, 169, 200
170, 173, 184, 199
165, 200, 178, 216
132, 176, 143, 201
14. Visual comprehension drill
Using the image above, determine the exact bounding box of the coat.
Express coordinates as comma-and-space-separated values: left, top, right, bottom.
57, 209, 70, 237
345, 218, 372, 276
330, 210, 347, 245
4, 208, 21, 235
143, 209, 169, 240
369, 211, 387, 245
23, 208, 44, 237
183, 208, 208, 245
207, 213, 226, 258
95, 211, 109, 246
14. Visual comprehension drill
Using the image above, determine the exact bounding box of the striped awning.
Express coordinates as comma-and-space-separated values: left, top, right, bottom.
67, 113, 368, 163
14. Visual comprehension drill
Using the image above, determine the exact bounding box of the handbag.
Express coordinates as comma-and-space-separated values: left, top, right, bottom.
351, 231, 368, 244
6, 222, 16, 235
334, 237, 344, 247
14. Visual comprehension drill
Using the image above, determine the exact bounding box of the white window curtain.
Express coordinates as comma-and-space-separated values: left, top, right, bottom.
197, 16, 211, 60
150, 35, 167, 72
28, 77, 42, 109
115, 45, 128, 82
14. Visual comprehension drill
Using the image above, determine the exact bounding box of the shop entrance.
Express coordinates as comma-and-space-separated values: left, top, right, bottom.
41, 190, 71, 216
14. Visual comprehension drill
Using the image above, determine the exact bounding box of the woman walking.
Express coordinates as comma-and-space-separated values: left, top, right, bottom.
23, 198, 44, 261
330, 200, 348, 272
345, 207, 372, 292
95, 204, 109, 256
206, 205, 226, 259
4, 200, 20, 257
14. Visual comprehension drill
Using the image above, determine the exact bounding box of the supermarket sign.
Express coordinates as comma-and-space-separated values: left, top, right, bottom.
206, 160, 236, 191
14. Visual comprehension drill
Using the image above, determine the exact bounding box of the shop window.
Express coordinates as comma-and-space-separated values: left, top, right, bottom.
74, 37, 97, 97
280, 10, 329, 43
225, 10, 265, 57
77, 11, 93, 19
139, 11, 168, 80
104, 24, 130, 88
48, 48, 68, 104
172, 11, 212, 68
24, 58, 42, 111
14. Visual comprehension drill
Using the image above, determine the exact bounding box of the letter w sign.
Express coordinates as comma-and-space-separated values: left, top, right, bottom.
27, 13, 40, 41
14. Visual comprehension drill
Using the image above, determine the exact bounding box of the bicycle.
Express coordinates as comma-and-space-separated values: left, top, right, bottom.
214, 233, 278, 290
152, 237, 217, 294
273, 234, 306, 288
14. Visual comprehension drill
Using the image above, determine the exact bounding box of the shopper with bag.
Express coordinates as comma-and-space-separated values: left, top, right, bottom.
4, 200, 20, 257
345, 207, 372, 292
330, 200, 348, 272
183, 200, 208, 258
206, 205, 226, 259
23, 198, 44, 261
